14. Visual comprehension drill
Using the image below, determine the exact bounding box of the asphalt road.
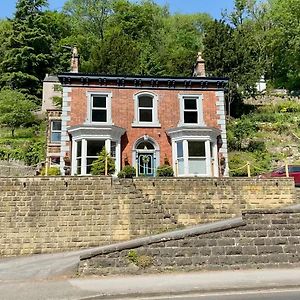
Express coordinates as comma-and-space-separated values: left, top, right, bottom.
115, 289, 300, 300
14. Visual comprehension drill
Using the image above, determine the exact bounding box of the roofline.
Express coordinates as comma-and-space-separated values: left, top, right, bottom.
57, 73, 228, 91
57, 72, 229, 83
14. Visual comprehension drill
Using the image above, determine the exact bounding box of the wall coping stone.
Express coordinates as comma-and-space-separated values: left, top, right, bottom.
80, 217, 245, 260
243, 204, 300, 215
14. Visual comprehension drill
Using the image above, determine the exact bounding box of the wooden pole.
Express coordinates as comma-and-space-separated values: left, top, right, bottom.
105, 156, 108, 176
45, 157, 49, 176
247, 161, 251, 177
285, 161, 289, 177
175, 161, 178, 177
135, 162, 138, 177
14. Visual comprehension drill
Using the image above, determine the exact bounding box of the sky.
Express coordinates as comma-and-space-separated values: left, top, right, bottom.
0, 0, 235, 19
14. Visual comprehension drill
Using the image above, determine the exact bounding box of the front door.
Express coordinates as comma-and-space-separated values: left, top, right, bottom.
138, 153, 154, 176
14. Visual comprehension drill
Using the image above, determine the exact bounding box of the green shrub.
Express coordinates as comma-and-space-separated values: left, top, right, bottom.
40, 167, 60, 176
156, 164, 174, 177
117, 165, 136, 178
91, 148, 115, 175
247, 140, 266, 152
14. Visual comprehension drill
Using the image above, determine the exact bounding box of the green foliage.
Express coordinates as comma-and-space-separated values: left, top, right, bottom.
23, 139, 46, 165
127, 250, 138, 264
127, 250, 152, 268
0, 89, 36, 137
156, 164, 174, 177
0, 0, 54, 101
40, 166, 60, 176
227, 117, 258, 151
117, 165, 136, 178
52, 96, 62, 108
90, 148, 115, 175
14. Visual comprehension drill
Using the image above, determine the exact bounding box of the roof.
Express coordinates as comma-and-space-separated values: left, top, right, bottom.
57, 73, 228, 91
43, 75, 60, 83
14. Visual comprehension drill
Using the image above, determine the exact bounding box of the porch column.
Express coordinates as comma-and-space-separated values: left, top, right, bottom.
105, 139, 111, 154
183, 139, 189, 176
205, 140, 212, 176
81, 139, 87, 175
116, 140, 121, 173
71, 140, 77, 176
212, 142, 219, 177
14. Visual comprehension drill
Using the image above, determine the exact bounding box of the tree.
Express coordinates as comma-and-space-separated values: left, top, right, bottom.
0, 0, 53, 102
0, 89, 36, 137
91, 148, 115, 175
266, 0, 300, 90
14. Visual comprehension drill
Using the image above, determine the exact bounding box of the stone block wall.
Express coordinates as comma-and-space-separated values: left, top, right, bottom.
79, 207, 300, 275
0, 176, 297, 256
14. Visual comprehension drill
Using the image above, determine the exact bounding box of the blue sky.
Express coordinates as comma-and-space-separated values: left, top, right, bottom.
0, 0, 235, 19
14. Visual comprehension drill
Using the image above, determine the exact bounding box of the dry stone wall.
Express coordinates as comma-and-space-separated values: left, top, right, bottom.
0, 176, 297, 256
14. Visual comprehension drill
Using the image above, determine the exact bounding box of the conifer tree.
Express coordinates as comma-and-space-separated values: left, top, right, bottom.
0, 0, 53, 103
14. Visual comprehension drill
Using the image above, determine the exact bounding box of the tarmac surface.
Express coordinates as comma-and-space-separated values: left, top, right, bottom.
1, 250, 300, 300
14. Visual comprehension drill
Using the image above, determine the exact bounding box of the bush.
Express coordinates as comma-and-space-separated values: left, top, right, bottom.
91, 148, 115, 175
117, 165, 136, 178
247, 140, 266, 152
156, 164, 174, 177
40, 166, 60, 176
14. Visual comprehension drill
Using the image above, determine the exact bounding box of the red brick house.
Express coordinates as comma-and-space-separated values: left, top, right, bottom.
44, 53, 229, 177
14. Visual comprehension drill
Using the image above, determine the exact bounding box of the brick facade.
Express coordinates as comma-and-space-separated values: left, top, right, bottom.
55, 73, 228, 177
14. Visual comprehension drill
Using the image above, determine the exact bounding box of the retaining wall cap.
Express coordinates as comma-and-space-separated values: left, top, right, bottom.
243, 204, 300, 215
80, 217, 245, 260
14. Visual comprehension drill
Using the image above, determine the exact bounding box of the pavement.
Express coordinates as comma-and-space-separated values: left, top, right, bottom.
1, 253, 300, 300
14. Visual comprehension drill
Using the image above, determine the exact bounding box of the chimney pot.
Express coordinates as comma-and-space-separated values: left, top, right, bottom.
193, 52, 206, 77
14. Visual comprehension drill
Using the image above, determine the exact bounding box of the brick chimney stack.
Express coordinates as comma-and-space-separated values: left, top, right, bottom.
70, 46, 79, 73
193, 52, 206, 77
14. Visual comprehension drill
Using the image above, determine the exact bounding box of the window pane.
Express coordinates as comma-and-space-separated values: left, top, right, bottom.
51, 132, 61, 143
93, 96, 106, 108
188, 158, 206, 174
139, 96, 153, 107
50, 156, 60, 166
87, 158, 98, 174
188, 141, 205, 157
92, 110, 107, 122
87, 140, 105, 156
139, 109, 152, 122
184, 98, 197, 109
77, 159, 81, 174
177, 141, 183, 158
52, 120, 61, 130
137, 141, 155, 150
111, 142, 116, 158
77, 141, 82, 157
290, 166, 300, 172
178, 158, 184, 175
184, 111, 198, 123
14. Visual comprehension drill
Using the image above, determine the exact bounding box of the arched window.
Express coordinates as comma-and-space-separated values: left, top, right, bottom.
132, 92, 160, 127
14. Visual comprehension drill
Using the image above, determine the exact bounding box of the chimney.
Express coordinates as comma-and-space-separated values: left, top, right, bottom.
193, 52, 206, 77
70, 46, 79, 73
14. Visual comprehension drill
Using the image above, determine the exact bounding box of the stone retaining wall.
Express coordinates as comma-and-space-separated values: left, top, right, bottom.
0, 176, 297, 256
79, 206, 300, 275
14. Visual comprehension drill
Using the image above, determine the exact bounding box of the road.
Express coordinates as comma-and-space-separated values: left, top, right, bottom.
108, 289, 300, 300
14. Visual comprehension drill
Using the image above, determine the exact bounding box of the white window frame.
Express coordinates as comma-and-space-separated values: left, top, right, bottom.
132, 92, 161, 127
50, 120, 62, 144
86, 92, 112, 125
178, 94, 204, 126
174, 138, 211, 177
